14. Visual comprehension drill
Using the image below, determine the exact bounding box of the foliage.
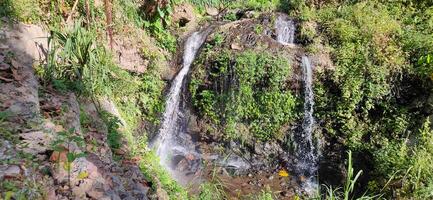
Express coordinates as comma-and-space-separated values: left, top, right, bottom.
114, 0, 176, 52
0, 0, 41, 23
139, 151, 189, 199
374, 118, 433, 198
190, 50, 298, 141
115, 0, 145, 26
322, 151, 376, 200
417, 53, 433, 81
254, 188, 275, 200
51, 128, 87, 196
197, 180, 226, 200
100, 111, 122, 149
144, 20, 177, 52
0, 178, 44, 200
186, 0, 290, 12
45, 20, 113, 96
296, 0, 433, 198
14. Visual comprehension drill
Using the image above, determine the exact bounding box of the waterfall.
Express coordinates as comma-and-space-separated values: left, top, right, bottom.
275, 15, 296, 45
296, 56, 318, 193
151, 31, 209, 184
274, 15, 318, 194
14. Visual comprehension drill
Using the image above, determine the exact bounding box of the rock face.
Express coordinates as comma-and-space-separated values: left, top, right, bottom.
0, 20, 152, 199
0, 22, 46, 124
112, 33, 149, 74
172, 3, 197, 34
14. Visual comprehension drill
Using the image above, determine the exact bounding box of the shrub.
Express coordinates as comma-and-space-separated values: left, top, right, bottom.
190, 50, 298, 141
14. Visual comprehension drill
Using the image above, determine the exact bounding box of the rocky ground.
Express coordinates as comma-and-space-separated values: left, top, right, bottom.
0, 19, 157, 200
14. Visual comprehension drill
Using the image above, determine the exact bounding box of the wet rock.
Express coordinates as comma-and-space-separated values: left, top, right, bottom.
187, 114, 200, 133
175, 158, 190, 172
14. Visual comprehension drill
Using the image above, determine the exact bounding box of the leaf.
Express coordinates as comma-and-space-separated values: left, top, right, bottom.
67, 152, 76, 162
5, 191, 14, 200
63, 162, 72, 171
78, 171, 89, 179
75, 152, 87, 159
278, 169, 289, 177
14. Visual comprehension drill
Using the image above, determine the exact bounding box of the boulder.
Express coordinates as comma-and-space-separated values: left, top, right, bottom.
19, 131, 53, 154
1, 165, 21, 179
205, 6, 219, 16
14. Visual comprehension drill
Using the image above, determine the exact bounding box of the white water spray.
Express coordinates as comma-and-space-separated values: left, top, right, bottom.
151, 31, 209, 183
275, 15, 296, 45
297, 56, 318, 194
274, 15, 318, 194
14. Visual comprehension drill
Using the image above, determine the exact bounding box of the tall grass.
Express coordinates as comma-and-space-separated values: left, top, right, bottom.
46, 19, 113, 96
322, 151, 376, 200
197, 168, 226, 200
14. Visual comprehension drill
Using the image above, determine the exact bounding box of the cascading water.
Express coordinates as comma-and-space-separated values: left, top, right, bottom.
151, 31, 210, 184
296, 56, 318, 193
275, 14, 318, 194
275, 15, 296, 45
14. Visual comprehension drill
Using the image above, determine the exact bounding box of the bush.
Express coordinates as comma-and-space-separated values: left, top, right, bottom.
190, 50, 298, 141
306, 1, 433, 198
45, 20, 114, 96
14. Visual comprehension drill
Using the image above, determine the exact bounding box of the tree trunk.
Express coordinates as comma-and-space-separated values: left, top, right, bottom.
104, 0, 113, 49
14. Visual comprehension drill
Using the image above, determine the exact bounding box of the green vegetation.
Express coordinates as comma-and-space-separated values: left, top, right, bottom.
186, 0, 284, 12
196, 167, 226, 200
0, 0, 41, 23
190, 49, 299, 141
291, 0, 433, 198
3, 0, 433, 199
100, 111, 122, 150
322, 151, 375, 200
51, 128, 87, 197
139, 151, 189, 199
115, 0, 177, 52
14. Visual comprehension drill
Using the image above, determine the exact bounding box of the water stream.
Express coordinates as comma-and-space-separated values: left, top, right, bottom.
275, 14, 318, 194
296, 56, 318, 193
151, 31, 210, 184
275, 15, 296, 45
